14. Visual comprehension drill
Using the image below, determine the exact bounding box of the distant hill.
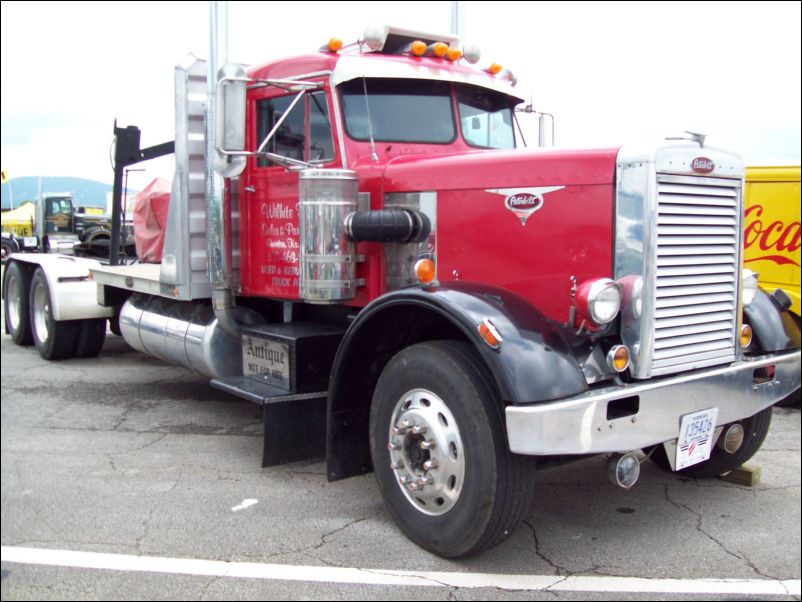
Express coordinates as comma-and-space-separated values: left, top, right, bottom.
1, 177, 121, 211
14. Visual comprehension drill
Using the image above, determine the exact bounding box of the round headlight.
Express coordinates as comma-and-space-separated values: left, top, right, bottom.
577, 278, 622, 326
742, 269, 759, 306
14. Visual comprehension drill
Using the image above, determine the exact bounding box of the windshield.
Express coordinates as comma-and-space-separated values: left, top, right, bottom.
340, 78, 516, 148
340, 78, 455, 143
457, 85, 515, 149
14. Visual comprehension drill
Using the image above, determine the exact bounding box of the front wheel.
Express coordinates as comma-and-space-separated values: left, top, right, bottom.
647, 407, 773, 478
369, 340, 535, 558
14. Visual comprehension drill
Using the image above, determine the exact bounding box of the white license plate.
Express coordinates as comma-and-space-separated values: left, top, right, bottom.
23, 237, 38, 247
676, 407, 719, 470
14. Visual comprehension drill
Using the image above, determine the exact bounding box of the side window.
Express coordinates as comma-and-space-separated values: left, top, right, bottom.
255, 91, 334, 167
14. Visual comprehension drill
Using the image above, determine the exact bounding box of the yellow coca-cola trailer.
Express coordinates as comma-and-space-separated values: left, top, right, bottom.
744, 165, 801, 320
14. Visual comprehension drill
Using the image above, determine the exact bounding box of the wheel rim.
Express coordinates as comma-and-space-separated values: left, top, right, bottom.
31, 280, 50, 343
7, 274, 21, 331
387, 388, 465, 516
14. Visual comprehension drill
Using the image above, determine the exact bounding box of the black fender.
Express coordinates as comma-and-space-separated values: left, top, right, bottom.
326, 283, 586, 481
744, 288, 801, 352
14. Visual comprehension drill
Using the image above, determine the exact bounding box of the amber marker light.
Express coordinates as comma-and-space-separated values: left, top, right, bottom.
327, 37, 343, 52
487, 62, 503, 75
478, 318, 503, 350
410, 40, 427, 56
431, 42, 449, 57
446, 47, 463, 61
414, 258, 436, 284
740, 324, 753, 348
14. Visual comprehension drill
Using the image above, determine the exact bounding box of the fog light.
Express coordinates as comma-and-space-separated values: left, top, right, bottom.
719, 423, 745, 454
606, 452, 640, 489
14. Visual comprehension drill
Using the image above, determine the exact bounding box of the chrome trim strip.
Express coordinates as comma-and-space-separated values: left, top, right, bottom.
506, 351, 801, 455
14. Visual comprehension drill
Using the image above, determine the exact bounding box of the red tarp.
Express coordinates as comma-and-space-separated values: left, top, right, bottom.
133, 177, 171, 263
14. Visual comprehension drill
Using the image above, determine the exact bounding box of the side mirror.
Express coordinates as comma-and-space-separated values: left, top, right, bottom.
213, 63, 247, 178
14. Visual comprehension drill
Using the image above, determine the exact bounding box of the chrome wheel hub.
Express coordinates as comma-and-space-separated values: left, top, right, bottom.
388, 388, 465, 516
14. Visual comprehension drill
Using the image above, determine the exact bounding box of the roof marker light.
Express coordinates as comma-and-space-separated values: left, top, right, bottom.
446, 47, 463, 61
410, 40, 427, 56
431, 42, 449, 57
326, 37, 343, 53
487, 63, 503, 75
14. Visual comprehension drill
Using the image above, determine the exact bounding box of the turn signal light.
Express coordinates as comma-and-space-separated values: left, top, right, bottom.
414, 258, 436, 284
740, 324, 753, 348
487, 63, 503, 75
326, 37, 343, 53
607, 345, 630, 372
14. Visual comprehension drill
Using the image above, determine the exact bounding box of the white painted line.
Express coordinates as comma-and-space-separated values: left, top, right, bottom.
1, 546, 799, 596
231, 498, 258, 512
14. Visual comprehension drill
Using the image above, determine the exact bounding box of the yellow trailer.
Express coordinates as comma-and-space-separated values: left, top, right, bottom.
744, 165, 801, 319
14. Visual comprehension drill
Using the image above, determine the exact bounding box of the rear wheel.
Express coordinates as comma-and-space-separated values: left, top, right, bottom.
647, 408, 773, 478
369, 340, 536, 558
4, 261, 33, 345
29, 268, 79, 360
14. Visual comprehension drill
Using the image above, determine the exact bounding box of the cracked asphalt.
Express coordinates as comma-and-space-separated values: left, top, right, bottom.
1, 318, 800, 600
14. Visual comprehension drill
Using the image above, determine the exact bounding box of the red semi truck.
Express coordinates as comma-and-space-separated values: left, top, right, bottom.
3, 23, 800, 558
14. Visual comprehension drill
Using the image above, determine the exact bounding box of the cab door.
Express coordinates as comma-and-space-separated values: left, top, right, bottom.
239, 84, 337, 299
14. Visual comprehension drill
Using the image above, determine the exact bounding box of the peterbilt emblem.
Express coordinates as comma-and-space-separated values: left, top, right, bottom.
691, 157, 715, 173
486, 186, 565, 225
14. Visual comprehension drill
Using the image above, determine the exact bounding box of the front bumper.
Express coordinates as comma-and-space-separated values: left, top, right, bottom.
506, 351, 801, 455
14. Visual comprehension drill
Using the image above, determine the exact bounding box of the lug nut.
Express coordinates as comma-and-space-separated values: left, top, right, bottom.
423, 459, 439, 470
420, 439, 436, 450
390, 460, 405, 470
398, 476, 412, 485
417, 475, 433, 487
411, 425, 427, 435
388, 441, 401, 451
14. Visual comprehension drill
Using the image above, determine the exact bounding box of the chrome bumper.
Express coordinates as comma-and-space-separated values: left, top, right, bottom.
506, 351, 801, 455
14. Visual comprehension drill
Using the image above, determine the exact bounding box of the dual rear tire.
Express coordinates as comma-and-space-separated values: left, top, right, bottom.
4, 264, 106, 359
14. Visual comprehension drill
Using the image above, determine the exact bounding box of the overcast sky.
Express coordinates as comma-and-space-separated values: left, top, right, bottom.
1, 1, 800, 194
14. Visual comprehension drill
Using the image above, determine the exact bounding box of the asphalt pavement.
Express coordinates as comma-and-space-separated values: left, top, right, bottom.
1, 305, 800, 601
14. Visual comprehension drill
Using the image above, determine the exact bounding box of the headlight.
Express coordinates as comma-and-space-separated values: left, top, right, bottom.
742, 269, 759, 306
577, 278, 622, 326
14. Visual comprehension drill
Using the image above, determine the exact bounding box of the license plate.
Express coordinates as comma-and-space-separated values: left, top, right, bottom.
242, 334, 290, 390
23, 237, 38, 247
676, 407, 719, 470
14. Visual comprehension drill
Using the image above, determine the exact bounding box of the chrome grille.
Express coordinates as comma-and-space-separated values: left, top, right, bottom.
651, 175, 740, 375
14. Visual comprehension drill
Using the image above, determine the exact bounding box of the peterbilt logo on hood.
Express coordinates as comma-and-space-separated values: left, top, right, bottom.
691, 157, 715, 173
486, 186, 565, 225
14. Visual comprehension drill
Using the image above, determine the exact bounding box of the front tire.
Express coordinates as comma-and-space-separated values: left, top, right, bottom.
29, 268, 79, 360
369, 340, 535, 558
647, 407, 773, 478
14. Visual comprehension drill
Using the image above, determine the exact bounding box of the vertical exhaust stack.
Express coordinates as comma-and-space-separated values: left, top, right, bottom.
207, 1, 260, 336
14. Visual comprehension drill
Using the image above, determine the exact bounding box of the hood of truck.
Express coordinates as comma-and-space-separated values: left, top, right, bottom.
373, 146, 621, 324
